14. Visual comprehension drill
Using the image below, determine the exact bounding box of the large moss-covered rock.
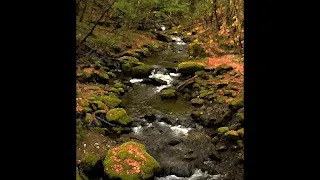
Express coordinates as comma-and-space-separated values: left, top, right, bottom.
103, 141, 160, 180
82, 153, 100, 172
187, 42, 207, 58
178, 61, 205, 75
160, 88, 177, 99
106, 108, 133, 125
132, 64, 152, 78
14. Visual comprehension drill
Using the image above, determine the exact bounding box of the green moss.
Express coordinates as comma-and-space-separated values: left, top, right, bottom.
118, 116, 134, 125
235, 73, 242, 78
187, 56, 195, 60
88, 94, 102, 101
195, 70, 207, 79
102, 96, 122, 108
190, 110, 203, 119
120, 56, 140, 64
215, 96, 227, 103
92, 101, 107, 110
237, 128, 244, 137
84, 113, 96, 124
131, 64, 152, 78
147, 43, 159, 51
192, 83, 200, 89
217, 127, 229, 133
83, 153, 100, 172
191, 98, 204, 106
199, 90, 214, 98
118, 88, 125, 93
103, 141, 160, 180
229, 71, 236, 76
78, 99, 89, 107
114, 83, 125, 88
223, 90, 232, 96
178, 61, 205, 75
121, 62, 132, 74
217, 82, 229, 89
106, 108, 133, 125
160, 89, 177, 99
107, 71, 117, 78
109, 87, 120, 94
83, 107, 92, 113
237, 140, 244, 148
112, 127, 123, 134
106, 108, 127, 121
228, 93, 244, 110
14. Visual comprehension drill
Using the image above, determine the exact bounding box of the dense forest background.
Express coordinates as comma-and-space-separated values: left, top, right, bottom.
76, 0, 243, 56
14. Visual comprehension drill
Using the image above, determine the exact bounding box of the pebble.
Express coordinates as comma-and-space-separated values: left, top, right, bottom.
83, 143, 86, 148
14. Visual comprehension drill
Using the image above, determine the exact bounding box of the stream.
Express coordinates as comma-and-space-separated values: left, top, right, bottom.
112, 35, 243, 180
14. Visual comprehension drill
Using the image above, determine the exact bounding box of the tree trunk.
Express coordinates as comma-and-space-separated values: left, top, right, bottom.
79, 0, 88, 22
76, 0, 81, 17
213, 0, 220, 31
78, 1, 116, 46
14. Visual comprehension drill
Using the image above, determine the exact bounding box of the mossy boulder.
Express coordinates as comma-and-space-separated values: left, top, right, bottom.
217, 127, 229, 133
82, 153, 100, 172
178, 61, 205, 75
191, 98, 204, 106
132, 64, 152, 78
228, 93, 244, 111
106, 108, 133, 125
160, 89, 177, 99
102, 96, 122, 108
187, 42, 207, 58
103, 141, 161, 180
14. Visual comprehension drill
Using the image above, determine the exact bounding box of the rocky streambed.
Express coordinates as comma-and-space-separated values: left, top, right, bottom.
76, 29, 244, 180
